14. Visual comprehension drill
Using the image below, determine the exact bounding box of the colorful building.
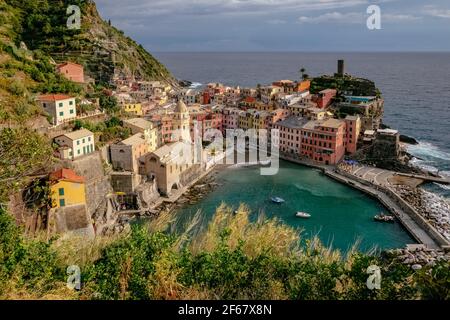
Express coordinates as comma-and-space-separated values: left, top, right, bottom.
56, 62, 85, 84
222, 107, 241, 130
38, 94, 77, 126
54, 129, 95, 160
49, 168, 86, 208
110, 133, 149, 173
273, 117, 308, 156
315, 89, 337, 109
122, 118, 159, 152
122, 103, 143, 116
301, 118, 346, 165
344, 115, 361, 154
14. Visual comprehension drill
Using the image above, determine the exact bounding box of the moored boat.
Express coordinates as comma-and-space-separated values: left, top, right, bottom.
374, 213, 395, 223
271, 197, 285, 204
296, 212, 311, 219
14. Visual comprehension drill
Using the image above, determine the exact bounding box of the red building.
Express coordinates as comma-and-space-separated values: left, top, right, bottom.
56, 62, 85, 84
315, 89, 337, 109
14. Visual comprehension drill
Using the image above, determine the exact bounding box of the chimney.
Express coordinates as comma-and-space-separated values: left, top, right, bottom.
337, 60, 345, 77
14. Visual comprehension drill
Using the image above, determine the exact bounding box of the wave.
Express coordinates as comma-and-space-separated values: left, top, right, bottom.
409, 158, 439, 174
407, 141, 450, 161
433, 183, 450, 191
189, 82, 203, 88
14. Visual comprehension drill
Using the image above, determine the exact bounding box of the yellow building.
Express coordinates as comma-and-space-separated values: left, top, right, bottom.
122, 103, 143, 116
254, 101, 275, 112
49, 168, 86, 208
123, 118, 159, 152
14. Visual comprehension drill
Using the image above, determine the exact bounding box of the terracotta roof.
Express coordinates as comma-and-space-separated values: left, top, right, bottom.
49, 168, 85, 184
244, 97, 256, 103
38, 94, 73, 101
57, 61, 83, 69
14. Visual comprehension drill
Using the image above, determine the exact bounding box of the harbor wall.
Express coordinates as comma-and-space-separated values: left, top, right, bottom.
326, 170, 449, 248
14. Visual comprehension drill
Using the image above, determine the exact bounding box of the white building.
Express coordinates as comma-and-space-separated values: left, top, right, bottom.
180, 89, 199, 105
55, 129, 95, 160
38, 94, 77, 125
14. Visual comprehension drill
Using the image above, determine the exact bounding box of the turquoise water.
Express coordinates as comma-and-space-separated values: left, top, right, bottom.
174, 161, 416, 252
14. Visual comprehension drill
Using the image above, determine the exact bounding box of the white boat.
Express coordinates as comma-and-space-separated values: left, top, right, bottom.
296, 212, 311, 219
271, 197, 285, 204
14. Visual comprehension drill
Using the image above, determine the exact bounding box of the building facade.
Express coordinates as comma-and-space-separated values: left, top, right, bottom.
55, 129, 95, 160
38, 94, 77, 125
49, 168, 86, 208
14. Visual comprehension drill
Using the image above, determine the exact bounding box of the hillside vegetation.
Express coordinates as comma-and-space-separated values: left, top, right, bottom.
0, 204, 449, 300
0, 0, 173, 123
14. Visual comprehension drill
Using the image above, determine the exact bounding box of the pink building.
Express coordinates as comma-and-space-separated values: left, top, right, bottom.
190, 109, 223, 139
273, 117, 308, 156
344, 115, 361, 155
315, 89, 337, 109
301, 118, 346, 165
56, 62, 85, 84
222, 107, 240, 131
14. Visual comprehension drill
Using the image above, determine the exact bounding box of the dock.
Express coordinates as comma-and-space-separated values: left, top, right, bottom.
395, 173, 450, 185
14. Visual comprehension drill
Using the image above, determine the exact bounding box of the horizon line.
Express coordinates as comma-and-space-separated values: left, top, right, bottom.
152, 50, 450, 54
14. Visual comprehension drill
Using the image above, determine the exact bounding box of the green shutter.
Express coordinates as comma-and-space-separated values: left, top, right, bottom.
59, 199, 65, 207
58, 188, 64, 196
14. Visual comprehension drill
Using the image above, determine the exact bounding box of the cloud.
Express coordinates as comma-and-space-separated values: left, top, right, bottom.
424, 6, 450, 19
382, 14, 421, 22
297, 11, 421, 24
95, 0, 368, 18
267, 19, 287, 25
297, 12, 363, 24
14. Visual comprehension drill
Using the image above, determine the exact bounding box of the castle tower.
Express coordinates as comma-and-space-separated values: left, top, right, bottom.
173, 99, 191, 142
337, 59, 345, 77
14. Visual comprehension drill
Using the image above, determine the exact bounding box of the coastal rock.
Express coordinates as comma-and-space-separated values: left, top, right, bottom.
400, 134, 419, 145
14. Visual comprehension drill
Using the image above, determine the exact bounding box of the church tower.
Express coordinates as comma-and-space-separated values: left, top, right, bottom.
173, 99, 191, 142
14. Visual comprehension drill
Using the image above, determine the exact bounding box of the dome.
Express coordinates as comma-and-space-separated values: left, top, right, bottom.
175, 99, 188, 113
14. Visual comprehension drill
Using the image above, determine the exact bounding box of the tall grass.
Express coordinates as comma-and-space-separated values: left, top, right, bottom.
0, 205, 448, 300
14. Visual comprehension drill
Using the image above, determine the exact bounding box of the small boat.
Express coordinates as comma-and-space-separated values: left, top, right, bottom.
296, 212, 311, 219
374, 213, 395, 223
271, 197, 285, 204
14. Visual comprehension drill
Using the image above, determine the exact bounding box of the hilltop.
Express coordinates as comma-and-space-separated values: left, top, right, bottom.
0, 0, 175, 123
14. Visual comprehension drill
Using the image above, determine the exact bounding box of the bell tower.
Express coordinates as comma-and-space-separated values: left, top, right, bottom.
173, 99, 191, 142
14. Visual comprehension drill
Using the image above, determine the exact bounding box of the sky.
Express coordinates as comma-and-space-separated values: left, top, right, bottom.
94, 0, 450, 52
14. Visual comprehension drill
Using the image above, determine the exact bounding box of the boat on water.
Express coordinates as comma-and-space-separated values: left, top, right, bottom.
296, 212, 311, 219
271, 197, 285, 204
374, 213, 395, 223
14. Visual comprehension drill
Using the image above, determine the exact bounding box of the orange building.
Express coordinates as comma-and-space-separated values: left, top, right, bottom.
56, 62, 85, 84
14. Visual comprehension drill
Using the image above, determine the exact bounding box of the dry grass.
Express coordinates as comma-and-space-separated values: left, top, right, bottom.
189, 203, 302, 259
52, 232, 126, 268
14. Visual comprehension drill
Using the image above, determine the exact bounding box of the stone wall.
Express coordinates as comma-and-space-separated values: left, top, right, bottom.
62, 152, 113, 216
180, 164, 203, 187
48, 204, 95, 239
111, 172, 143, 194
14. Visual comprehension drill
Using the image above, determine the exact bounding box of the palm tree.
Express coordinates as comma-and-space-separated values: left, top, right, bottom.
299, 68, 306, 80
302, 73, 309, 81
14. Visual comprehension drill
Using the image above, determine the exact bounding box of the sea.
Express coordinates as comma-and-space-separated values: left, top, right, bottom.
155, 52, 450, 199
